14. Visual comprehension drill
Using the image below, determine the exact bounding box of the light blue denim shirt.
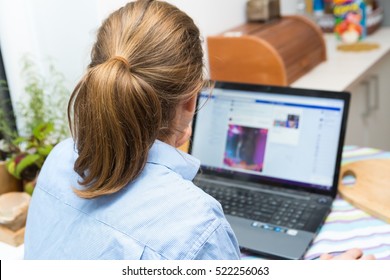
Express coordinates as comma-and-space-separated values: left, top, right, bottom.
24, 138, 240, 259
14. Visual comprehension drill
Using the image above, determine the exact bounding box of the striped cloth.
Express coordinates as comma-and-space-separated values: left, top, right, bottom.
305, 146, 390, 260
242, 146, 390, 260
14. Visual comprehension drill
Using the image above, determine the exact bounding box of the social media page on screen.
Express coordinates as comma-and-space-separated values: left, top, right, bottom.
191, 88, 345, 191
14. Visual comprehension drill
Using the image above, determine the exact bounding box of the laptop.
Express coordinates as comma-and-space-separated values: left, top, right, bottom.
190, 82, 350, 260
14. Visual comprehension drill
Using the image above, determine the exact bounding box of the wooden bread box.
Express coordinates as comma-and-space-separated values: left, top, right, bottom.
207, 15, 326, 86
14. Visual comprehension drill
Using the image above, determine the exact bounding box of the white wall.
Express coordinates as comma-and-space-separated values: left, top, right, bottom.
0, 0, 100, 130
99, 0, 248, 76
99, 0, 248, 39
0, 0, 248, 131
30, 0, 100, 87
0, 0, 41, 121
279, 0, 300, 15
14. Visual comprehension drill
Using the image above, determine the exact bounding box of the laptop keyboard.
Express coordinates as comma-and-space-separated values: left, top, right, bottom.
198, 181, 327, 231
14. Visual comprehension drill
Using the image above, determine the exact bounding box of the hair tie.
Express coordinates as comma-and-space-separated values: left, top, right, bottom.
110, 56, 131, 70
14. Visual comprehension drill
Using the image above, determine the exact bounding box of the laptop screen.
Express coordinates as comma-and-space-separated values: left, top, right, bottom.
191, 82, 349, 194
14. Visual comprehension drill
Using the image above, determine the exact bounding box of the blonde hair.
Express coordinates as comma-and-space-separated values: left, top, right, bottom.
68, 0, 204, 198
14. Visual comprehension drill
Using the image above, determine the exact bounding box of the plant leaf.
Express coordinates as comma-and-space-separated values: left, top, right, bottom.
14, 154, 41, 178
37, 144, 53, 156
13, 136, 27, 145
6, 160, 18, 179
32, 122, 54, 141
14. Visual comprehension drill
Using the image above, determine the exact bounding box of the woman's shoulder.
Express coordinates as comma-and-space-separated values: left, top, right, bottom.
121, 178, 238, 259
34, 138, 78, 194
133, 167, 225, 221
121, 170, 226, 223
44, 138, 76, 164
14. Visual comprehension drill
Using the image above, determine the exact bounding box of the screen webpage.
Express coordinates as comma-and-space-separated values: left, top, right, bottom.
191, 88, 345, 191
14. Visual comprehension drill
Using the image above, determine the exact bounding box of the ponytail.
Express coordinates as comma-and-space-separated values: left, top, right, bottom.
68, 0, 204, 198
68, 58, 162, 198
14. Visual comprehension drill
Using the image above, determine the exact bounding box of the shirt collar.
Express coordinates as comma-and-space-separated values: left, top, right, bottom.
147, 140, 200, 181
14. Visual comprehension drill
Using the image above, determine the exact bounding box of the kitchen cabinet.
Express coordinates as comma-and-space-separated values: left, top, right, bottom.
345, 54, 390, 149
292, 27, 390, 150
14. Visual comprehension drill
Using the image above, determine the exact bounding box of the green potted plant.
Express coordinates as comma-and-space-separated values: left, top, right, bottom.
0, 56, 69, 195
0, 117, 22, 195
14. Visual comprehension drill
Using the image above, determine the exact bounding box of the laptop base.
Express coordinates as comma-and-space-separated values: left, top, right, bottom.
227, 215, 315, 260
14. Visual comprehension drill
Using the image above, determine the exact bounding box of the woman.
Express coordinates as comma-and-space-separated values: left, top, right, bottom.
24, 0, 239, 260
24, 0, 372, 260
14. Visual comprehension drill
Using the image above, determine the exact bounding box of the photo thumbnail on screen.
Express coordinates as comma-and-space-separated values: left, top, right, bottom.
224, 125, 268, 172
273, 114, 300, 129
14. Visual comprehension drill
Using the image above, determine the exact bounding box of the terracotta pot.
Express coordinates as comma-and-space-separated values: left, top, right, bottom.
0, 162, 23, 195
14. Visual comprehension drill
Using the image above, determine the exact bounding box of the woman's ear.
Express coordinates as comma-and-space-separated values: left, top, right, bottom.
173, 93, 197, 148
183, 93, 197, 114
175, 124, 192, 148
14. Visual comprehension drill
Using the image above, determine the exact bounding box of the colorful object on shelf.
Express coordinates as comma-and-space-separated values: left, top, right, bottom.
333, 0, 366, 44
313, 0, 325, 15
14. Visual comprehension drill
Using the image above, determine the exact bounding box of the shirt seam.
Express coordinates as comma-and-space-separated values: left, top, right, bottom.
145, 160, 198, 181
185, 218, 223, 259
183, 178, 227, 259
